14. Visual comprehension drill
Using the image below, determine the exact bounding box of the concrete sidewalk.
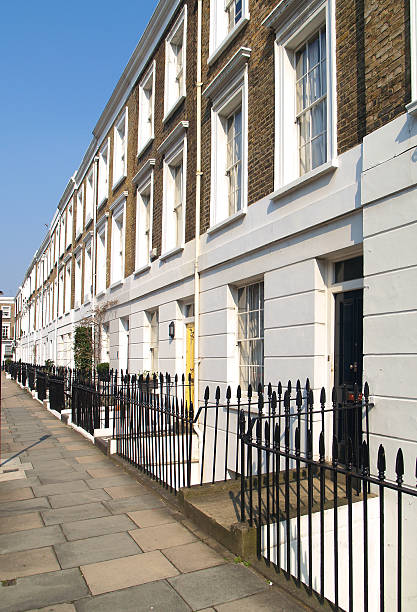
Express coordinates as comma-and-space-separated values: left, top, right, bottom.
0, 374, 311, 612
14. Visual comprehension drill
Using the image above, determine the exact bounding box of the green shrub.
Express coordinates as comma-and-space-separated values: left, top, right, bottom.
97, 362, 110, 381
74, 326, 92, 372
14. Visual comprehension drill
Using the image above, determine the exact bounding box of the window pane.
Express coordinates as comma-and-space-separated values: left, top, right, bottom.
308, 34, 319, 69
311, 102, 325, 137
238, 313, 247, 339
248, 311, 259, 338
311, 134, 326, 169
248, 283, 259, 311
238, 287, 246, 311
308, 65, 321, 104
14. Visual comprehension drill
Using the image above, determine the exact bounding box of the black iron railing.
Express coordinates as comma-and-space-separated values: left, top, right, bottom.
238, 400, 417, 612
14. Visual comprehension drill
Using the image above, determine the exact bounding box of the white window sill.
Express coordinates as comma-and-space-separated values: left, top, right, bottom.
85, 215, 93, 229
271, 160, 338, 203
75, 229, 83, 241
109, 279, 124, 291
406, 99, 417, 116
95, 290, 106, 299
208, 17, 250, 66
163, 95, 186, 124
97, 196, 108, 211
160, 245, 184, 261
134, 263, 151, 276
137, 136, 154, 158
83, 297, 91, 306
74, 305, 80, 312
112, 174, 127, 192
207, 209, 246, 235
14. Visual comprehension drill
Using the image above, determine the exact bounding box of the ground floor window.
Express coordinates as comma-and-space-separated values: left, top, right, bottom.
237, 281, 264, 390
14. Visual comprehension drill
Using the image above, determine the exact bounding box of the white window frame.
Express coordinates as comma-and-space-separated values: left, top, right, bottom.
74, 249, 82, 309
66, 204, 73, 249
407, 0, 417, 114
204, 48, 250, 230
2, 323, 10, 339
147, 309, 159, 374
160, 125, 187, 258
96, 217, 108, 296
266, 0, 337, 193
76, 186, 84, 238
138, 61, 156, 156
208, 0, 250, 65
236, 280, 264, 390
64, 260, 71, 314
134, 165, 154, 274
110, 194, 126, 287
2, 306, 11, 318
98, 138, 110, 208
83, 238, 93, 303
113, 109, 128, 190
164, 6, 187, 122
85, 169, 94, 226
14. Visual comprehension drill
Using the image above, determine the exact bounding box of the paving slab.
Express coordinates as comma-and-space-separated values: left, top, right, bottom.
86, 475, 134, 490
103, 494, 165, 514
127, 508, 178, 528
129, 522, 197, 552
62, 514, 138, 541
0, 511, 44, 535
167, 564, 267, 610
80, 550, 179, 595
214, 589, 310, 611
54, 532, 142, 569
41, 502, 110, 526
32, 481, 90, 497
162, 541, 226, 573
0, 496, 50, 516
0, 476, 40, 491
48, 490, 111, 509
85, 467, 123, 478
0, 487, 34, 503
74, 580, 191, 612
103, 484, 146, 499
0, 525, 65, 554
0, 547, 60, 580
0, 568, 89, 612
38, 472, 92, 485
75, 455, 110, 464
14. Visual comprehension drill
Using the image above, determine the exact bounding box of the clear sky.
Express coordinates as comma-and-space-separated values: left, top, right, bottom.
0, 0, 159, 298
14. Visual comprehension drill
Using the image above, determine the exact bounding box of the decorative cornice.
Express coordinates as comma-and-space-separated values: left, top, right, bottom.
82, 231, 93, 245
93, 0, 182, 146
262, 0, 325, 37
157, 121, 189, 155
109, 191, 128, 213
203, 47, 251, 101
133, 159, 156, 185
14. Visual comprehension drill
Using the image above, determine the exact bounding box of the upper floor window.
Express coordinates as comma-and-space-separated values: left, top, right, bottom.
74, 251, 82, 309
1, 306, 11, 318
85, 169, 94, 226
164, 7, 187, 121
296, 27, 327, 175
76, 186, 84, 238
96, 219, 107, 295
98, 139, 110, 207
113, 109, 128, 188
84, 240, 93, 303
205, 48, 250, 228
138, 61, 155, 155
163, 150, 185, 255
265, 0, 336, 190
66, 205, 73, 248
209, 0, 249, 64
135, 173, 153, 271
110, 196, 126, 286
65, 262, 71, 313
59, 218, 65, 256
2, 324, 9, 339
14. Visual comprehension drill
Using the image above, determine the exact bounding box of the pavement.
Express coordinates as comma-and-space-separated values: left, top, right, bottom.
0, 373, 312, 611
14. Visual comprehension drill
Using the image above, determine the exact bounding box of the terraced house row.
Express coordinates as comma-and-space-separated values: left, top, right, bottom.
14, 0, 417, 482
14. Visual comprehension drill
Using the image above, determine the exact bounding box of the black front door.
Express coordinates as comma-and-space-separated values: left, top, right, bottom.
334, 289, 363, 463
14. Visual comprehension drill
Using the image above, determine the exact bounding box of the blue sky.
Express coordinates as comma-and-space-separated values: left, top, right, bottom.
0, 0, 159, 297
